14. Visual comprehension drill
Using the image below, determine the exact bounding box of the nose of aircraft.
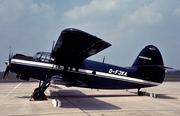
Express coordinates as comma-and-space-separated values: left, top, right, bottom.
5, 60, 10, 66
3, 48, 13, 79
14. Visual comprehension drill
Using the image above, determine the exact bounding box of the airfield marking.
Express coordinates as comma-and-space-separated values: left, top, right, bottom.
0, 82, 22, 103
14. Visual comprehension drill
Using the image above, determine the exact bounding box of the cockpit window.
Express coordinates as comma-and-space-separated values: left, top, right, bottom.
33, 53, 41, 59
34, 52, 54, 63
41, 54, 46, 62
36, 54, 41, 58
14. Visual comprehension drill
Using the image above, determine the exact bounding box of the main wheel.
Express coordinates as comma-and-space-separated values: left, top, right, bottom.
33, 90, 46, 100
34, 87, 40, 93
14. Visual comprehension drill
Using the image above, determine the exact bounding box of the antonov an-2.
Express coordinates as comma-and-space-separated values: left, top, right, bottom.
3, 28, 168, 100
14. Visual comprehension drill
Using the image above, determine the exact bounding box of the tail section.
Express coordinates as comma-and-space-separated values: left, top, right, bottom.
132, 45, 165, 84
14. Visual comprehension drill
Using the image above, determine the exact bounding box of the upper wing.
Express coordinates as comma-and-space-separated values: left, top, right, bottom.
51, 28, 111, 67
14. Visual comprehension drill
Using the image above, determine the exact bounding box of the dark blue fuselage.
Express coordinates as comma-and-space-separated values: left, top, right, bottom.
10, 54, 161, 90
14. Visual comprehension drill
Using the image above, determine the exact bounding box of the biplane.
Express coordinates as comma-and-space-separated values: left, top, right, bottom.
4, 28, 167, 100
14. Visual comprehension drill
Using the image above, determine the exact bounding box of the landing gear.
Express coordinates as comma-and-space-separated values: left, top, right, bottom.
138, 88, 144, 96
31, 76, 51, 100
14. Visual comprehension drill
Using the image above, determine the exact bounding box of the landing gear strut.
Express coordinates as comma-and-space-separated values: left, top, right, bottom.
138, 88, 144, 96
31, 76, 51, 100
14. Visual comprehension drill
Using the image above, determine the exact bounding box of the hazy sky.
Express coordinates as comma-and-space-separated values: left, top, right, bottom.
0, 0, 180, 71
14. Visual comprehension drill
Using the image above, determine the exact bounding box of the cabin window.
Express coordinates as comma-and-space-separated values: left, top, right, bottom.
40, 53, 54, 63
45, 54, 54, 62
40, 54, 46, 62
46, 54, 50, 61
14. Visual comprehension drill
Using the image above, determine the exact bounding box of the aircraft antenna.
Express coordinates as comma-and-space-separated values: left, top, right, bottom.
51, 40, 55, 53
102, 56, 105, 63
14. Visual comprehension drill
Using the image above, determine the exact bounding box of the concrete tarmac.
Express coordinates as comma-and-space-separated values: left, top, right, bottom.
0, 81, 179, 116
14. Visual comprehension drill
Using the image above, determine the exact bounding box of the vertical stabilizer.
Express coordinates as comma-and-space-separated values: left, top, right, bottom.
132, 45, 164, 67
132, 45, 165, 84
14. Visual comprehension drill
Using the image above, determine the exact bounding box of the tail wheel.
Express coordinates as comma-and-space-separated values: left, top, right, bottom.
33, 90, 46, 100
138, 91, 144, 96
138, 88, 144, 96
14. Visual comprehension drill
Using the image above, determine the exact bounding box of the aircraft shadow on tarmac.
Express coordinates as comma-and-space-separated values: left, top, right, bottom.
48, 90, 123, 110
18, 89, 124, 110
17, 88, 178, 110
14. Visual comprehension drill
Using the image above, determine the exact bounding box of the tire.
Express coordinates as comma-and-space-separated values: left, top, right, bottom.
34, 87, 40, 93
33, 90, 46, 100
138, 91, 144, 96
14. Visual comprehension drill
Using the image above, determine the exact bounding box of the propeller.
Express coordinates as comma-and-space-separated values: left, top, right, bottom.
3, 47, 13, 80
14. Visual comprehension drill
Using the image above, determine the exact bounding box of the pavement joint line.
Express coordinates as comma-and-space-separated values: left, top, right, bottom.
0, 82, 22, 103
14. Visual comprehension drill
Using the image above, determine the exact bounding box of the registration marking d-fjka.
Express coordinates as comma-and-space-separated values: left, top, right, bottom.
108, 69, 127, 76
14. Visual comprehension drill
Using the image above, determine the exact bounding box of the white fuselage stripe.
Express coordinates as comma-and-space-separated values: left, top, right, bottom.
11, 59, 161, 86
12, 59, 56, 69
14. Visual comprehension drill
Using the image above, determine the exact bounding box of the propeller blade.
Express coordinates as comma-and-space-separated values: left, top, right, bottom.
9, 46, 11, 61
3, 66, 10, 79
11, 50, 13, 59
9, 46, 13, 62
3, 46, 13, 80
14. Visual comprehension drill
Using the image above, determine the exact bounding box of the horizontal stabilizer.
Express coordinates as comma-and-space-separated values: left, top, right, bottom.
163, 66, 175, 71
137, 65, 175, 70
